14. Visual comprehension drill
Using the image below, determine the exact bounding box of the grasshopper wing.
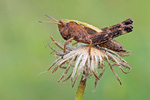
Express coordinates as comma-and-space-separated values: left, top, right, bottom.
89, 24, 133, 44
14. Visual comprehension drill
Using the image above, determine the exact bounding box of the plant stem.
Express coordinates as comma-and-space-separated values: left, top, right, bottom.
74, 76, 87, 100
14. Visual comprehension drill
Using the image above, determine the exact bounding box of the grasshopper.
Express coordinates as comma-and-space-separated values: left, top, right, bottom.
39, 15, 133, 55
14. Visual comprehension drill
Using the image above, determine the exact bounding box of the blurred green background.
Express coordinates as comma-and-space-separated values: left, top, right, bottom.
0, 0, 149, 100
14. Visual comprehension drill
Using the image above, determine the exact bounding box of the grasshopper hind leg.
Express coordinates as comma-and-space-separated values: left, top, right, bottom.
98, 40, 126, 52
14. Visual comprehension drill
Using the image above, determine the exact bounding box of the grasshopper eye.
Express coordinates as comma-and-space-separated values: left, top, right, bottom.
59, 20, 66, 27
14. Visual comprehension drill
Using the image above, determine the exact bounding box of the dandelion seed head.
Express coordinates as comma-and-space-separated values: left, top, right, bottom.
47, 35, 132, 89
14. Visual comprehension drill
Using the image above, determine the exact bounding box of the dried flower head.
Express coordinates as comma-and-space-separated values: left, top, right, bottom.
47, 35, 132, 89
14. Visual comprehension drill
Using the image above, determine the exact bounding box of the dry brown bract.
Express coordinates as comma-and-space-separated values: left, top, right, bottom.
47, 35, 132, 89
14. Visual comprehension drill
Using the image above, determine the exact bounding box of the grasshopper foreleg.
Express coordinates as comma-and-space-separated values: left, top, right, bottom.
64, 37, 74, 54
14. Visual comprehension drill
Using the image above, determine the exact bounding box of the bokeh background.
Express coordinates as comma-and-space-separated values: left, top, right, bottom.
0, 0, 149, 100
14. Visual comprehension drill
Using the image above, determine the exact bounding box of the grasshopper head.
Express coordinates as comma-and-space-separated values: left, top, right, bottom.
39, 15, 70, 40
58, 20, 71, 40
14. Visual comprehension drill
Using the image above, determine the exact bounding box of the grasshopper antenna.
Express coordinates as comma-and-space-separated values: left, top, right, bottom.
39, 21, 60, 25
39, 14, 60, 25
45, 14, 58, 22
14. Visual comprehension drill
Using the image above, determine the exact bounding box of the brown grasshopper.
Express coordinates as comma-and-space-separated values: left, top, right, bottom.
39, 15, 133, 55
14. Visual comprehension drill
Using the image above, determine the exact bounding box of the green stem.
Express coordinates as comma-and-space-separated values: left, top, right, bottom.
74, 76, 87, 100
